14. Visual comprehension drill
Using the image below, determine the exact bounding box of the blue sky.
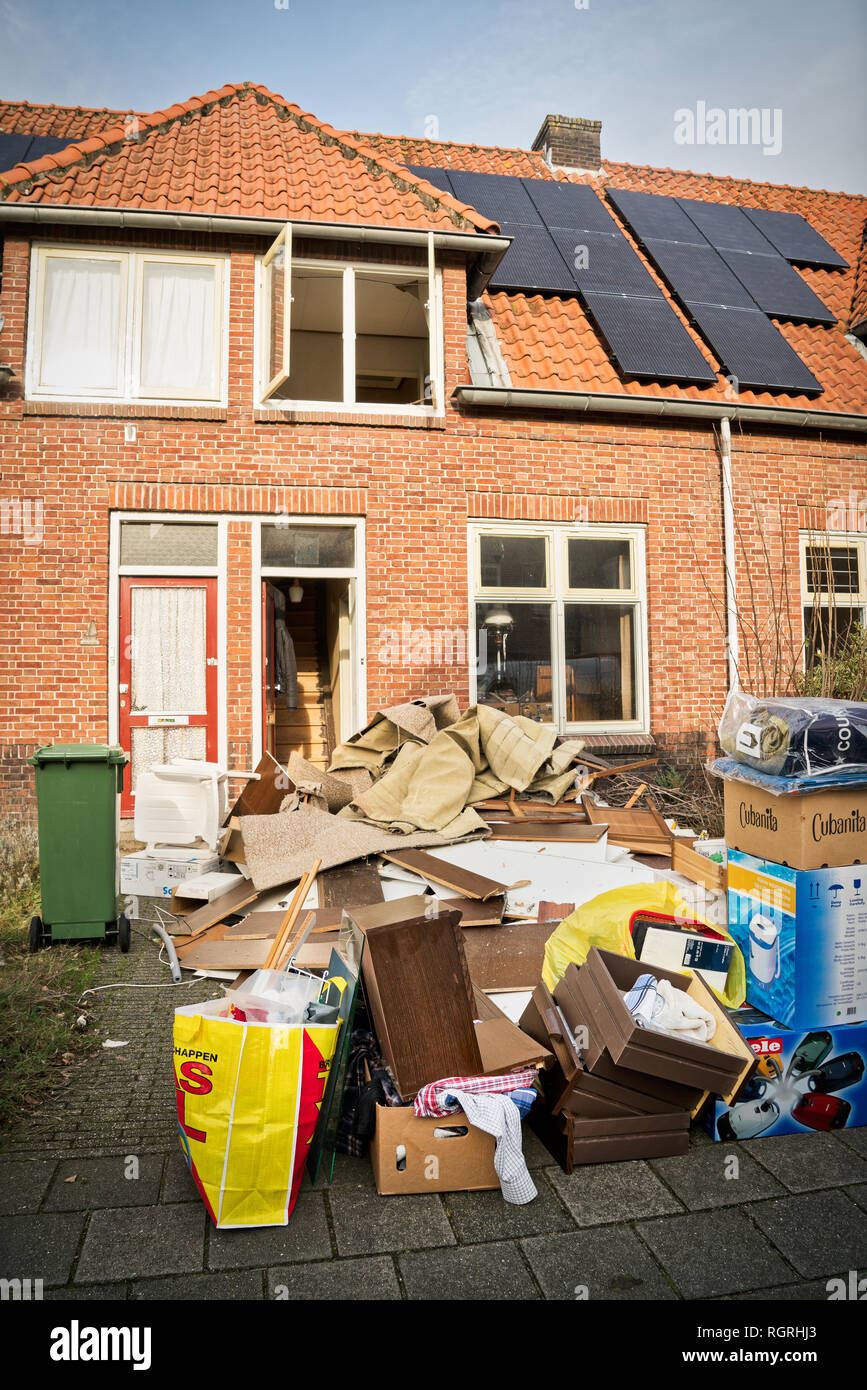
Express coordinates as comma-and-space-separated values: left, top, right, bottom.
2, 0, 865, 192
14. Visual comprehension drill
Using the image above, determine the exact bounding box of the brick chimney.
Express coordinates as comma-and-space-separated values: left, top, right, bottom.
532, 114, 602, 172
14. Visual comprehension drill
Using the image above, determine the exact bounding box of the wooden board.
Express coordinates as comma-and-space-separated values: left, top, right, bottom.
442, 896, 506, 928
227, 752, 293, 820
319, 860, 385, 910
360, 910, 482, 1100
176, 936, 334, 972
169, 880, 259, 935
381, 849, 510, 901
486, 822, 606, 844
581, 795, 673, 856
460, 920, 552, 991
671, 839, 727, 893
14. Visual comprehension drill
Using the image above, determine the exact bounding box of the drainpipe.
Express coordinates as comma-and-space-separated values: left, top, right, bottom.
719, 416, 740, 692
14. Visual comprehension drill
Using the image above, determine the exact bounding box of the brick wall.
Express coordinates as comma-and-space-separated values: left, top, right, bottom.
1, 224, 864, 819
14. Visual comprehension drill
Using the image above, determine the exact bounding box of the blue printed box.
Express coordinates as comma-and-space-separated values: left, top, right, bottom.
727, 850, 867, 1030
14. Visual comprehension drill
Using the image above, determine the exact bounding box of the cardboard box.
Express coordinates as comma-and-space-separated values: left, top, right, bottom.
371, 1103, 499, 1195
728, 851, 867, 1029
724, 779, 867, 870
119, 849, 220, 898
704, 1008, 867, 1140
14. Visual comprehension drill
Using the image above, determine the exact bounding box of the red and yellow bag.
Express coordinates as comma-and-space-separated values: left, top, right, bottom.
173, 998, 341, 1229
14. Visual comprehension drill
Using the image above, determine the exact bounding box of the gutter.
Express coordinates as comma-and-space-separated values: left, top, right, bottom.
0, 203, 509, 299
453, 385, 867, 434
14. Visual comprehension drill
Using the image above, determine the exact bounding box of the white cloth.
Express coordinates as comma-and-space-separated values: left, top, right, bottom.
140, 260, 217, 398
624, 976, 716, 1044
445, 1089, 537, 1205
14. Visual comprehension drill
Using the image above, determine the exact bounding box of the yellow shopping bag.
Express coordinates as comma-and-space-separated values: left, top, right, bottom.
173, 998, 341, 1229
542, 880, 746, 1010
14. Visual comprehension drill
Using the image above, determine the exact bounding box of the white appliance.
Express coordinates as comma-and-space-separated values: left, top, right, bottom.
749, 913, 781, 985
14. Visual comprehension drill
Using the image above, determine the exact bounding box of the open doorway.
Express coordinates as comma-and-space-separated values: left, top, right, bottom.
262, 576, 353, 769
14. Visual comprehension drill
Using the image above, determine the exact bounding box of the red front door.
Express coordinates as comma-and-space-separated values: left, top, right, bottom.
118, 576, 218, 817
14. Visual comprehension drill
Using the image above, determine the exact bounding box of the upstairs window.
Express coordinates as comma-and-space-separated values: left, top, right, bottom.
258, 230, 441, 413
28, 246, 226, 403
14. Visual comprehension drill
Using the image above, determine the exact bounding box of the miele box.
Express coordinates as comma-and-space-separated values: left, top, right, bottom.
728, 851, 867, 1029
704, 1008, 867, 1141
723, 778, 867, 870
119, 849, 221, 898
371, 1103, 500, 1195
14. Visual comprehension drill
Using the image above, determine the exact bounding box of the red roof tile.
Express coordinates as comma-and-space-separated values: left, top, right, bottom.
0, 84, 497, 235
361, 133, 867, 416
0, 100, 135, 140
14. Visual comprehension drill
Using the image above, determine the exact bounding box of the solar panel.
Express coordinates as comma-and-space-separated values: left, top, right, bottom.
644, 239, 757, 309
676, 197, 775, 254
742, 208, 848, 269
719, 249, 836, 324
523, 179, 618, 235
447, 170, 541, 225
488, 223, 575, 293
684, 302, 823, 393
543, 228, 658, 297
404, 165, 455, 195
606, 188, 704, 245
582, 292, 717, 382
0, 131, 74, 169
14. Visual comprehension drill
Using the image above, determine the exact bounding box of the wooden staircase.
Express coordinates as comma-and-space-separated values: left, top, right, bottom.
274, 586, 334, 770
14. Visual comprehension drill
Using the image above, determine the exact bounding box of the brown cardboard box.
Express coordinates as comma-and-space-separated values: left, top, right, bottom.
723, 778, 867, 870
371, 1103, 499, 1195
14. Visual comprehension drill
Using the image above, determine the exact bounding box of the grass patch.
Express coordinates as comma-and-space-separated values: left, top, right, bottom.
0, 827, 102, 1134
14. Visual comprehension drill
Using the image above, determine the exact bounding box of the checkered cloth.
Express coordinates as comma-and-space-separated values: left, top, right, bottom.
414, 1069, 538, 1118
446, 1089, 538, 1205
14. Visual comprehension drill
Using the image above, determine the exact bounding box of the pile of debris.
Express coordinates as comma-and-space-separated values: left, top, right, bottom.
123, 695, 759, 1228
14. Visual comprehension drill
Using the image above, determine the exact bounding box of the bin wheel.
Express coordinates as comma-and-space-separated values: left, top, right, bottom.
28, 916, 44, 952
118, 913, 131, 953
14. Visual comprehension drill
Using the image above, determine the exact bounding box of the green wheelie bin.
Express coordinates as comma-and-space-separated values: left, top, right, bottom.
28, 744, 130, 952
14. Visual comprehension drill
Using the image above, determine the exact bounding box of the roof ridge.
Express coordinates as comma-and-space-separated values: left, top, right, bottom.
602, 159, 867, 205
0, 81, 498, 235
352, 129, 550, 161
0, 98, 136, 118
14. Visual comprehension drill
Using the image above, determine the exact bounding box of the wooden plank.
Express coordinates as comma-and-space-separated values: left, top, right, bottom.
672, 839, 727, 893
581, 795, 673, 856
441, 896, 506, 928
228, 752, 293, 820
486, 822, 606, 844
360, 910, 482, 1101
381, 848, 514, 902
169, 880, 259, 935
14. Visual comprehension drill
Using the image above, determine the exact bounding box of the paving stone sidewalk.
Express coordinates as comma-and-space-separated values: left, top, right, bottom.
1, 921, 866, 1301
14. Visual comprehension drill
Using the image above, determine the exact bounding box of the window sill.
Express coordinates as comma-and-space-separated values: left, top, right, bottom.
253, 406, 445, 429
23, 401, 228, 421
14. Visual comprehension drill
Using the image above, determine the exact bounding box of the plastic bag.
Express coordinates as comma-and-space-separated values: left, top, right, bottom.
718, 691, 867, 780
542, 880, 746, 1009
173, 997, 342, 1228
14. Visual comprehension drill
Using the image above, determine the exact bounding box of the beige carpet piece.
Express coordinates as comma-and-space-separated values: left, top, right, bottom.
240, 801, 484, 892
286, 752, 371, 812
347, 705, 586, 836
329, 693, 460, 773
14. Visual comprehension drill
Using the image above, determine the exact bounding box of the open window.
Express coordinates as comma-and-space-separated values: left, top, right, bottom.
259, 245, 440, 412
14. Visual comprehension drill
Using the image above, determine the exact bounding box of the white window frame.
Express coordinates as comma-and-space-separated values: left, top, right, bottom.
27, 243, 229, 406
254, 248, 444, 417
799, 530, 867, 655
467, 521, 650, 735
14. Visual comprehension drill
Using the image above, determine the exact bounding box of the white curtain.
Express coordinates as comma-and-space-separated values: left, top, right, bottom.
140, 261, 217, 398
130, 587, 207, 713
130, 727, 207, 791
41, 256, 121, 392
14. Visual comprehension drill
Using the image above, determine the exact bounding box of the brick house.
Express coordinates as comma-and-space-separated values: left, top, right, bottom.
0, 81, 865, 823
